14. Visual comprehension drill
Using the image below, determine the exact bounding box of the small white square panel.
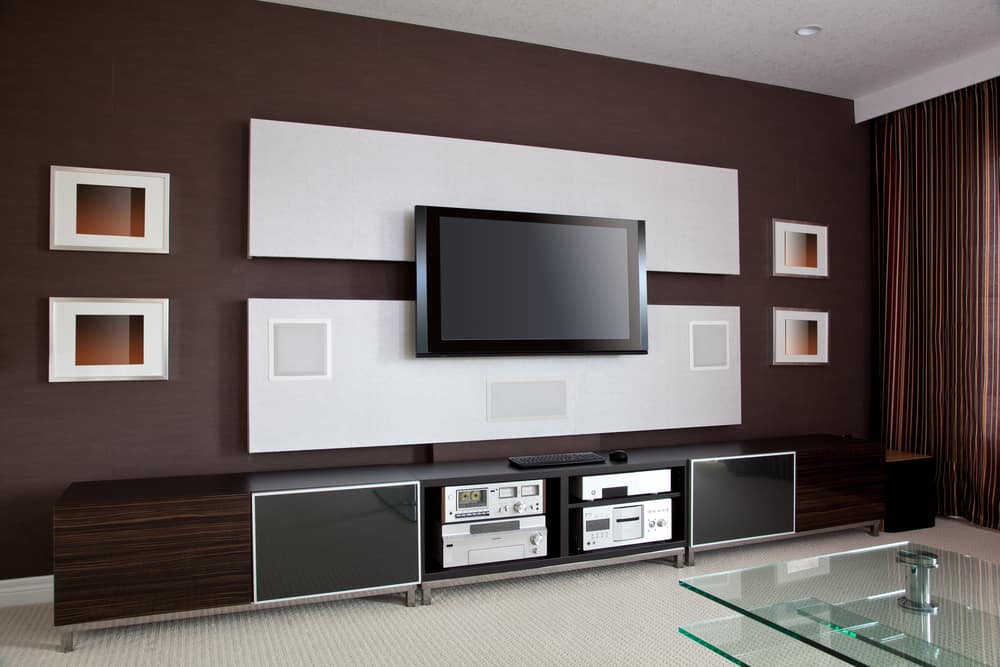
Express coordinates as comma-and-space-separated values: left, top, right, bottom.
690, 321, 730, 370
269, 319, 331, 380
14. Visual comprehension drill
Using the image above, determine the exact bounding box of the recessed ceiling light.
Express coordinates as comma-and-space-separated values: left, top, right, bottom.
795, 25, 822, 37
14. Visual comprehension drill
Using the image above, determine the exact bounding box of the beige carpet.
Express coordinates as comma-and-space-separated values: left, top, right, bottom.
2, 518, 998, 666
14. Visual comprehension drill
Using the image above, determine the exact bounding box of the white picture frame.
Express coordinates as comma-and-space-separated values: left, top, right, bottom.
49, 297, 169, 382
772, 307, 829, 365
50, 166, 170, 253
772, 219, 828, 278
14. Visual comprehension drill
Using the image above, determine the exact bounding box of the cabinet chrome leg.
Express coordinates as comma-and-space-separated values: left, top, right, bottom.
420, 586, 432, 605
869, 522, 880, 537
684, 548, 695, 567
60, 631, 74, 652
405, 588, 417, 607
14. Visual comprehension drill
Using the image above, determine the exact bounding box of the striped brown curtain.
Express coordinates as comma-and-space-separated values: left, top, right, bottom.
874, 77, 1000, 529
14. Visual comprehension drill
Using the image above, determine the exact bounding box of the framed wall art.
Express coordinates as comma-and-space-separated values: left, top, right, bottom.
49, 297, 169, 382
772, 219, 828, 277
772, 307, 828, 365
50, 166, 169, 253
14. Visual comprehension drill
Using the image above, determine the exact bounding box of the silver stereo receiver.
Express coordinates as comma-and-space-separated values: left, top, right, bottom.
572, 469, 671, 500
441, 516, 547, 568
578, 498, 672, 551
442, 479, 544, 522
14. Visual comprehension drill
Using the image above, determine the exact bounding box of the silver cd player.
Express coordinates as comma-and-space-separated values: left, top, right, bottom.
442, 479, 545, 522
578, 498, 672, 551
572, 469, 671, 501
441, 515, 547, 568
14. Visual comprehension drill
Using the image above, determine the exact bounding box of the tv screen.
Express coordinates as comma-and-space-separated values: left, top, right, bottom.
415, 206, 647, 356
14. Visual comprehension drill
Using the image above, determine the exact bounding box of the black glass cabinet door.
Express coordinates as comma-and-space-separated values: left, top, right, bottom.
253, 483, 419, 602
691, 453, 795, 546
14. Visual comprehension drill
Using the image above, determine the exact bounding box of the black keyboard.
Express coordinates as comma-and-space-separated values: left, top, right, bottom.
508, 452, 606, 469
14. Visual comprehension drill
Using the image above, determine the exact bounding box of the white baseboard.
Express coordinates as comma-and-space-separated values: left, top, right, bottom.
0, 575, 53, 607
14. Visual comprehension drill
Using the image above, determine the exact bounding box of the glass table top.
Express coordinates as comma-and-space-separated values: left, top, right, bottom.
679, 542, 1000, 666
680, 614, 895, 666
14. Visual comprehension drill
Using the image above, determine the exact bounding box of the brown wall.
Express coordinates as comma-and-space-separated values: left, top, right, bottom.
0, 0, 872, 578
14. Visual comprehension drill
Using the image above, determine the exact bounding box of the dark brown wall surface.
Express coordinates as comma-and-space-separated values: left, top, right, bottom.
0, 1, 872, 578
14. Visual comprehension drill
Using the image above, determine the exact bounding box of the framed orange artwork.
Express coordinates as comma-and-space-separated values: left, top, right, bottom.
772, 219, 827, 278
772, 307, 828, 365
50, 166, 169, 253
49, 297, 169, 382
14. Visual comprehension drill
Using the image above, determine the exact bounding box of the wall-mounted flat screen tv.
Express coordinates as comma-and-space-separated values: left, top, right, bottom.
415, 205, 647, 357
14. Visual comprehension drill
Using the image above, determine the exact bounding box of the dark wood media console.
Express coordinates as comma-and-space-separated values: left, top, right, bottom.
52, 435, 884, 650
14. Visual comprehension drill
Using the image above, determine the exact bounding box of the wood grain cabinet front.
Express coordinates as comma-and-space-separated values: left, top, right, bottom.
53, 494, 252, 626
795, 442, 885, 533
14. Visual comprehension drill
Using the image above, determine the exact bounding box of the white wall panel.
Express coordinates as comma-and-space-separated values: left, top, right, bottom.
248, 119, 739, 274
248, 299, 741, 453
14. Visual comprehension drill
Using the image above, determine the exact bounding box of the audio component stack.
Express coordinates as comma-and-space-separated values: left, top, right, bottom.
439, 480, 547, 568
572, 469, 673, 551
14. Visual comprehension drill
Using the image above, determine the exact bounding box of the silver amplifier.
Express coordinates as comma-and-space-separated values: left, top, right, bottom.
572, 469, 671, 501
441, 516, 547, 568
442, 479, 544, 522
578, 498, 672, 551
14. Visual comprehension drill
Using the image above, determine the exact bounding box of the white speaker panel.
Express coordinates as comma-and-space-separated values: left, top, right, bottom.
690, 321, 730, 370
488, 379, 568, 421
269, 319, 331, 380
248, 300, 741, 452
248, 119, 740, 275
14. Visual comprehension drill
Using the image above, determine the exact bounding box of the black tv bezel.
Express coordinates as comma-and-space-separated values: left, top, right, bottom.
415, 205, 648, 357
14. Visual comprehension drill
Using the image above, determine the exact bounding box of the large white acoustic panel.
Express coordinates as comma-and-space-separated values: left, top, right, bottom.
248, 299, 741, 453
248, 119, 739, 274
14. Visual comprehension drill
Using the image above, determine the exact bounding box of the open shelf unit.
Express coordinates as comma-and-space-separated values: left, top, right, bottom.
419, 460, 687, 595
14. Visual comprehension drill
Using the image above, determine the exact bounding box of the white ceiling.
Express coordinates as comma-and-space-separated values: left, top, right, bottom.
263, 0, 1000, 122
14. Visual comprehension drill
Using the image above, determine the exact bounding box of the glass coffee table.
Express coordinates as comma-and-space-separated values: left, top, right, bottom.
679, 542, 1000, 666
